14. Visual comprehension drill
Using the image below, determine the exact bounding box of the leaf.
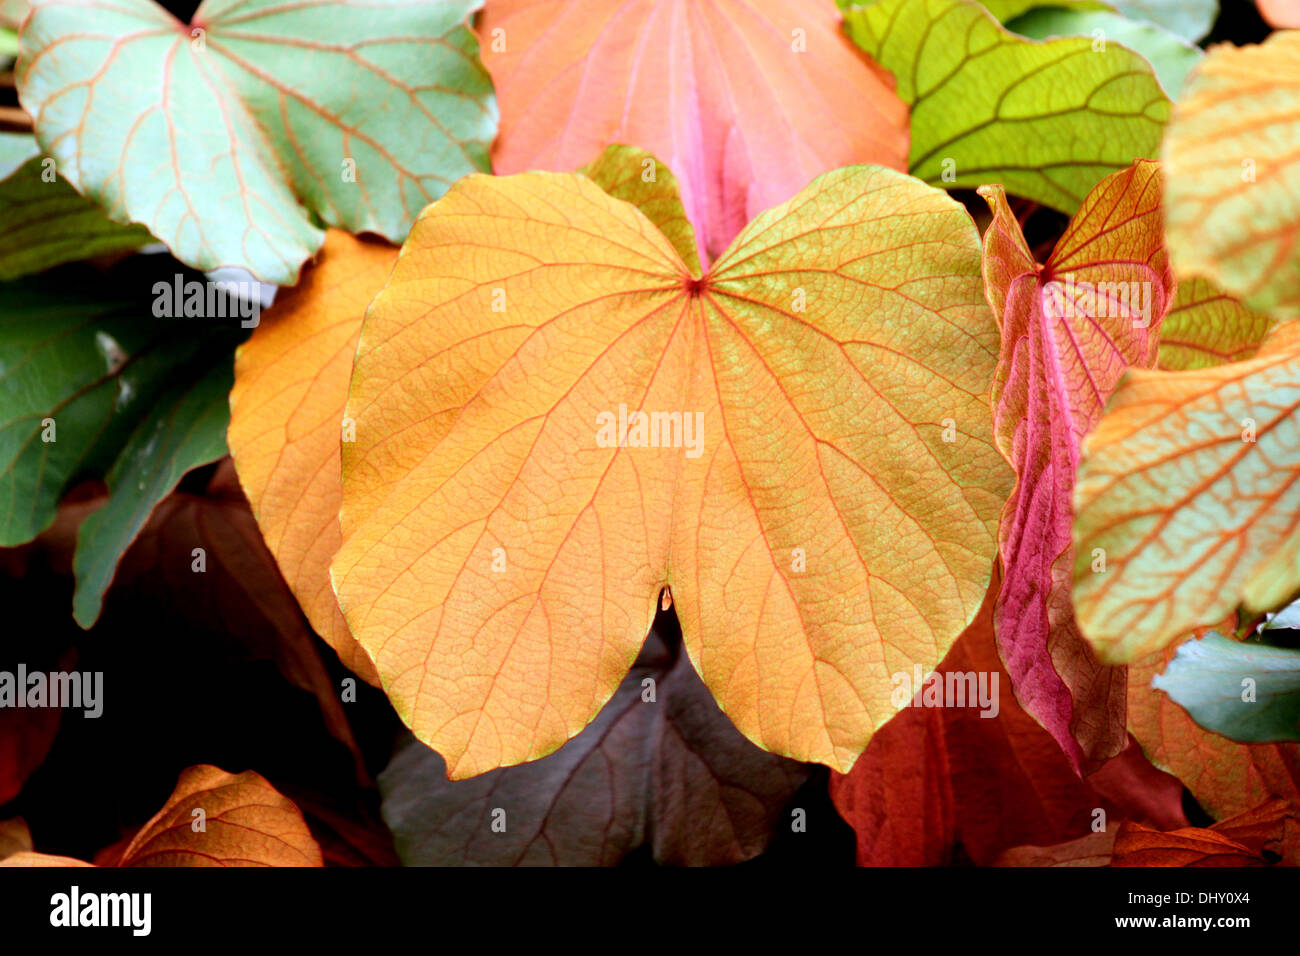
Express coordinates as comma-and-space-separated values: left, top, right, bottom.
0, 682, 60, 805
974, 0, 1111, 21
1158, 277, 1277, 371
0, 278, 232, 548
228, 230, 396, 685
114, 765, 322, 866
1128, 644, 1300, 820
16, 0, 496, 284
1257, 0, 1300, 29
1072, 322, 1300, 663
480, 0, 908, 263
978, 161, 1174, 770
379, 626, 810, 866
1161, 31, 1300, 320
72, 351, 233, 627
1153, 632, 1300, 743
1111, 1, 1218, 43
994, 830, 1115, 866
844, 0, 1170, 215
0, 818, 32, 861
829, 578, 1184, 865
1, 765, 325, 866
0, 132, 152, 280
333, 157, 1011, 778
1111, 821, 1268, 866
1004, 9, 1202, 100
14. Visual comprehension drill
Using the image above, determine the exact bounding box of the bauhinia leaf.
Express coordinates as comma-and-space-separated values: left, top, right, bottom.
1161, 31, 1300, 320
379, 626, 809, 866
1129, 643, 1300, 820
978, 160, 1175, 770
333, 157, 1011, 778
479, 0, 908, 263
1158, 277, 1277, 371
1072, 322, 1300, 662
115, 765, 322, 866
2, 765, 324, 866
72, 351, 233, 627
228, 230, 396, 685
844, 0, 1170, 215
0, 132, 151, 280
1004, 9, 1202, 100
0, 278, 234, 548
1153, 632, 1300, 743
17, 0, 496, 284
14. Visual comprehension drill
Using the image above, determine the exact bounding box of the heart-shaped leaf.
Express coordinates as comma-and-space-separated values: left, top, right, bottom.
1072, 322, 1300, 662
17, 0, 496, 284
978, 160, 1174, 771
845, 0, 1170, 215
333, 154, 1011, 778
1161, 31, 1300, 320
480, 0, 908, 263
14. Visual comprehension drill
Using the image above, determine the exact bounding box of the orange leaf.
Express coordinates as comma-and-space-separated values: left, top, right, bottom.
1111, 823, 1268, 867
481, 0, 909, 263
115, 765, 323, 867
229, 230, 399, 687
333, 160, 1010, 778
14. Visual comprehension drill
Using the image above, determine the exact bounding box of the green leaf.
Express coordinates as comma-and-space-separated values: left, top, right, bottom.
1154, 633, 1300, 743
0, 276, 234, 548
0, 133, 152, 280
72, 353, 233, 627
980, 0, 1217, 43
16, 0, 496, 284
843, 0, 1170, 215
1005, 9, 1202, 99
0, 26, 16, 57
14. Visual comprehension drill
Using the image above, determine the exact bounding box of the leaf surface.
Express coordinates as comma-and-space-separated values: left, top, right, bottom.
1128, 643, 1300, 820
333, 158, 1011, 777
229, 231, 397, 684
72, 351, 233, 626
0, 132, 151, 280
979, 161, 1174, 770
480, 0, 908, 263
379, 626, 809, 865
1073, 322, 1300, 662
1158, 277, 1276, 371
17, 0, 495, 283
1004, 8, 1201, 99
0, 278, 230, 548
1161, 31, 1300, 320
1154, 632, 1300, 743
845, 0, 1169, 215
115, 765, 322, 866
